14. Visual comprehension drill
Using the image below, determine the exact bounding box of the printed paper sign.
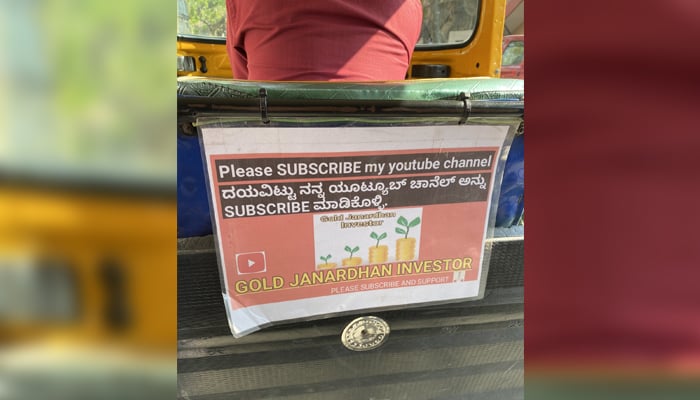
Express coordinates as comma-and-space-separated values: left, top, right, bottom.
200, 125, 509, 337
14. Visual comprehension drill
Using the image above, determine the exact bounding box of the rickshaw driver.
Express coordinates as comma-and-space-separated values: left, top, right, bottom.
225, 0, 423, 81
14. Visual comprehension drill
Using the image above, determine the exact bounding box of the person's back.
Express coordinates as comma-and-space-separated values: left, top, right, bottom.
226, 0, 423, 81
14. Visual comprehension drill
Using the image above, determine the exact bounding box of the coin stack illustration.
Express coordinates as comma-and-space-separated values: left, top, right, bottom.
317, 254, 337, 270
342, 245, 362, 266
368, 231, 388, 263
395, 216, 421, 261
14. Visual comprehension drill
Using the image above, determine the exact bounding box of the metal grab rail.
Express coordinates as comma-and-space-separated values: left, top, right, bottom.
177, 93, 524, 123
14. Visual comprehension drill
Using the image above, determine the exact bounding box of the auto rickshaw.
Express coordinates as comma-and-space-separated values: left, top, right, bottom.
176, 0, 524, 398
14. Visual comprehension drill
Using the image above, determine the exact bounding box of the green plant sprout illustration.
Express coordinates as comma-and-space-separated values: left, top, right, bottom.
344, 245, 360, 258
396, 216, 421, 238
320, 254, 332, 263
370, 232, 388, 247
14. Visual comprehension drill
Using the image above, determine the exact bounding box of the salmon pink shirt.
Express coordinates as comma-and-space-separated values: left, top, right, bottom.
226, 0, 422, 81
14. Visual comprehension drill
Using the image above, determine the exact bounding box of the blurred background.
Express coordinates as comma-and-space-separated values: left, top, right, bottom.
525, 0, 700, 399
0, 1, 175, 399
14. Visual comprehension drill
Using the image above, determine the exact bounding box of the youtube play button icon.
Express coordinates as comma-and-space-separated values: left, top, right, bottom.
235, 251, 267, 274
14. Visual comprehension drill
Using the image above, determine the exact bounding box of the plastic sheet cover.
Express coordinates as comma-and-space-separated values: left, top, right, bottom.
198, 122, 515, 337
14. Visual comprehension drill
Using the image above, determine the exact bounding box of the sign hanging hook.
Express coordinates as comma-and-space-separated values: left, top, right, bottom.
259, 88, 270, 124
459, 92, 471, 125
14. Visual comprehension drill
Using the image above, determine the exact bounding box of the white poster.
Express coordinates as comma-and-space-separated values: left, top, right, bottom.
200, 125, 508, 337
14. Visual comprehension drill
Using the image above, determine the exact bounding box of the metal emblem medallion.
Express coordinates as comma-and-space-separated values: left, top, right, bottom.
341, 316, 390, 351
